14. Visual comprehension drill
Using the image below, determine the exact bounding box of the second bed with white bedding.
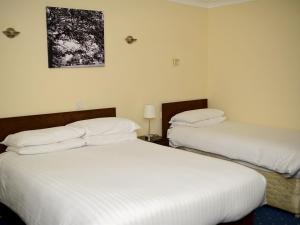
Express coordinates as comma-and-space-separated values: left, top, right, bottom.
168, 121, 300, 178
0, 140, 266, 225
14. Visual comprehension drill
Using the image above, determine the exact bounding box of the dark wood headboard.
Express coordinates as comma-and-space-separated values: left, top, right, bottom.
0, 108, 116, 153
161, 99, 208, 138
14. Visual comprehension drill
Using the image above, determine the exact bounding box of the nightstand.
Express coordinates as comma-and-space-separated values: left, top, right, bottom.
138, 135, 169, 146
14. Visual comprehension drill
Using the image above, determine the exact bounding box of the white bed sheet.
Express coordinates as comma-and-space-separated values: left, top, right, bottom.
168, 121, 300, 178
0, 140, 266, 225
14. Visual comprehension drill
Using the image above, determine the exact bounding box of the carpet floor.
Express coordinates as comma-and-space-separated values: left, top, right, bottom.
254, 205, 300, 225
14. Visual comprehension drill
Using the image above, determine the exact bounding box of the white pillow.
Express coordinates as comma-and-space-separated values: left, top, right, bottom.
1, 126, 85, 147
6, 138, 85, 155
84, 132, 137, 146
170, 108, 224, 123
170, 116, 226, 128
68, 117, 140, 136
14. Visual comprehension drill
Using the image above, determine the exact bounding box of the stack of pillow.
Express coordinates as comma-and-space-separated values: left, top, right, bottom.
1, 117, 140, 155
67, 117, 140, 146
170, 108, 226, 128
2, 126, 86, 155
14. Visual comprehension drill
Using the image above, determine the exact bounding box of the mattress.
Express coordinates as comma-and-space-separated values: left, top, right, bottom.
168, 121, 300, 178
0, 140, 266, 225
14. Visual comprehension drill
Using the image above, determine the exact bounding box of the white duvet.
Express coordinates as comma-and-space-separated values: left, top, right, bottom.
168, 121, 300, 178
0, 140, 266, 225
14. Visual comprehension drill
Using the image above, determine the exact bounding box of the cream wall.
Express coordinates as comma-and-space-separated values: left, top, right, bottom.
0, 0, 208, 135
2, 0, 298, 134
208, 0, 300, 129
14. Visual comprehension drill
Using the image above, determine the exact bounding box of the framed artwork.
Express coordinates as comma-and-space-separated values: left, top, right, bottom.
46, 7, 104, 68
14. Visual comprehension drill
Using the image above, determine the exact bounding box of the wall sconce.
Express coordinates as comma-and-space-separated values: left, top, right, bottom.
3, 28, 20, 38
125, 35, 137, 44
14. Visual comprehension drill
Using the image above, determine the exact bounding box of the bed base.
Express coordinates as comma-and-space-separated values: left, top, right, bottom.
257, 170, 300, 217
161, 99, 300, 216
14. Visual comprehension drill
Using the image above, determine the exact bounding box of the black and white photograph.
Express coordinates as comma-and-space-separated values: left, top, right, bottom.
46, 7, 104, 68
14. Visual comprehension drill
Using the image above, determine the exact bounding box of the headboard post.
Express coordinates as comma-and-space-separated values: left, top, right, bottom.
0, 108, 116, 153
161, 99, 208, 138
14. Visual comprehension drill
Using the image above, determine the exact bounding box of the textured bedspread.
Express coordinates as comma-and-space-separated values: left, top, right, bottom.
0, 140, 266, 225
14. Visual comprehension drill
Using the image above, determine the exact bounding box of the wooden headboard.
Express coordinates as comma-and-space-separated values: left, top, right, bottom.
161, 99, 208, 138
0, 108, 116, 153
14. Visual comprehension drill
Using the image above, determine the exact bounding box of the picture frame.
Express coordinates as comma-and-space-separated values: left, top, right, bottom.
46, 7, 105, 68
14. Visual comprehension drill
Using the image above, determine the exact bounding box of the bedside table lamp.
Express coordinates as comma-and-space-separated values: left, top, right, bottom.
144, 105, 156, 141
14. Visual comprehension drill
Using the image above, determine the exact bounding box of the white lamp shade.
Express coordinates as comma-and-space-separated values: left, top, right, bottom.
144, 105, 156, 119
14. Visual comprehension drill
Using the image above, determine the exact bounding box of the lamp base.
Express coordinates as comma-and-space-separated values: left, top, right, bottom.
143, 134, 161, 142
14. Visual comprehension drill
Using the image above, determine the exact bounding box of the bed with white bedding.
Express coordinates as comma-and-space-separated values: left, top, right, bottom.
0, 140, 266, 225
162, 99, 300, 216
0, 107, 266, 225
